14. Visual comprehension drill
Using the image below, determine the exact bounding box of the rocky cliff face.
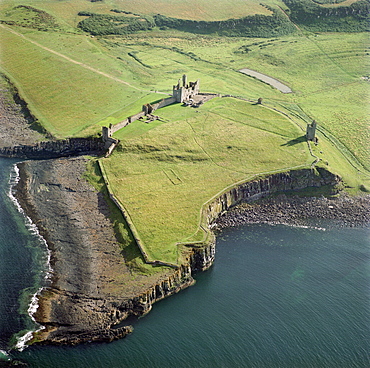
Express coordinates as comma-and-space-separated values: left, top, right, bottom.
15, 158, 340, 346
116, 264, 195, 318
14, 157, 215, 346
206, 168, 340, 225
0, 138, 105, 159
189, 243, 216, 272
0, 73, 45, 149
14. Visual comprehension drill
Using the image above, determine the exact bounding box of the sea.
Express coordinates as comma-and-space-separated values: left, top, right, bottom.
0, 157, 369, 368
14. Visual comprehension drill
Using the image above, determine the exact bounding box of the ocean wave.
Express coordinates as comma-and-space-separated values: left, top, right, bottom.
0, 349, 10, 360
8, 163, 51, 351
14, 331, 35, 352
8, 163, 52, 279
274, 222, 327, 232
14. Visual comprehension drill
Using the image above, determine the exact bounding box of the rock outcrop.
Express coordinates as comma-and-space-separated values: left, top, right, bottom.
0, 138, 105, 159
205, 168, 340, 225
215, 194, 370, 230
0, 73, 45, 148
14, 158, 344, 346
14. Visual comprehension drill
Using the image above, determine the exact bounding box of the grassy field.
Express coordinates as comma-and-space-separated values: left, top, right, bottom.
116, 31, 369, 169
0, 0, 368, 268
0, 24, 280, 137
0, 24, 163, 137
100, 97, 320, 264
0, 3, 367, 162
0, 0, 278, 24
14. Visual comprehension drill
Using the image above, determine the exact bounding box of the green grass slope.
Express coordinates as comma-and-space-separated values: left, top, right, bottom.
100, 97, 313, 264
0, 24, 161, 137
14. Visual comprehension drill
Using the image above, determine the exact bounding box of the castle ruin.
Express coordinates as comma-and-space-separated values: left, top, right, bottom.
172, 74, 200, 103
102, 75, 201, 148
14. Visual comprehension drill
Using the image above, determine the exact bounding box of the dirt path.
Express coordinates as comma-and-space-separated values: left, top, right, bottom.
277, 5, 302, 32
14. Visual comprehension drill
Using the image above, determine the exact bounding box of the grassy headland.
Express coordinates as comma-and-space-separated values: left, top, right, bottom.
100, 94, 368, 265
0, 0, 368, 267
101, 97, 312, 263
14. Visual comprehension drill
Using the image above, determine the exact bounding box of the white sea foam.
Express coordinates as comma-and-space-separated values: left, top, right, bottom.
8, 164, 51, 351
8, 163, 52, 279
0, 349, 10, 360
280, 222, 327, 231
249, 221, 327, 232
14, 331, 35, 352
13, 288, 47, 352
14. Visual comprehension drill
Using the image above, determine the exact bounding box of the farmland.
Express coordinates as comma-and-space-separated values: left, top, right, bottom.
0, 0, 368, 266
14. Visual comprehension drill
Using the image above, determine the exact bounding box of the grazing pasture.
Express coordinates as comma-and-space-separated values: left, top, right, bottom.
0, 24, 160, 137
0, 0, 277, 25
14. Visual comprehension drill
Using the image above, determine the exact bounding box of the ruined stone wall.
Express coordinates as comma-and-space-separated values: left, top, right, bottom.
109, 112, 145, 136
110, 119, 129, 134
151, 96, 177, 111
104, 137, 119, 157
102, 97, 177, 143
130, 111, 146, 123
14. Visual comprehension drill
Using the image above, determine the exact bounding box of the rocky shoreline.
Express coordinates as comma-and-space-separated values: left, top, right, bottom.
1, 73, 369, 348
13, 157, 199, 345
13, 156, 367, 345
214, 194, 370, 230
0, 74, 207, 346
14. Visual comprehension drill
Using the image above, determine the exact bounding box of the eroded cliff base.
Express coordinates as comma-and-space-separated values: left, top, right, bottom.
215, 194, 370, 230
13, 155, 368, 347
14, 157, 197, 345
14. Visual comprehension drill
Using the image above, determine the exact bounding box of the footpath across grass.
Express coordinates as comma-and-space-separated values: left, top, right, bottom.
0, 25, 160, 138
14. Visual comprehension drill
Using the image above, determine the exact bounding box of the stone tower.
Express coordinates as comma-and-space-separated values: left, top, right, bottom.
306, 120, 317, 141
172, 75, 200, 103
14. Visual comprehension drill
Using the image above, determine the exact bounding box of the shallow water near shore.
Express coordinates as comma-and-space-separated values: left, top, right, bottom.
0, 158, 369, 367
0, 158, 48, 353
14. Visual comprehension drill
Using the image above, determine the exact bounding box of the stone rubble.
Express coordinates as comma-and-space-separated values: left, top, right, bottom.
215, 194, 370, 230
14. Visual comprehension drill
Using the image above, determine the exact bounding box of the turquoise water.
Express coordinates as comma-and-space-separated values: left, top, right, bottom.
0, 158, 369, 367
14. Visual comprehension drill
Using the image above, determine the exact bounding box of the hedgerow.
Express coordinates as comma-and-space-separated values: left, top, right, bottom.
77, 13, 155, 35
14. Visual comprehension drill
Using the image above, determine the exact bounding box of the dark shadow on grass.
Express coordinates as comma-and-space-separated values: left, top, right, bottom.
281, 135, 306, 147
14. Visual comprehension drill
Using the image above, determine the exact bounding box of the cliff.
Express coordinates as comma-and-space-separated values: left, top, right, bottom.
13, 158, 342, 346
0, 138, 105, 159
205, 168, 341, 226
14, 157, 213, 346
